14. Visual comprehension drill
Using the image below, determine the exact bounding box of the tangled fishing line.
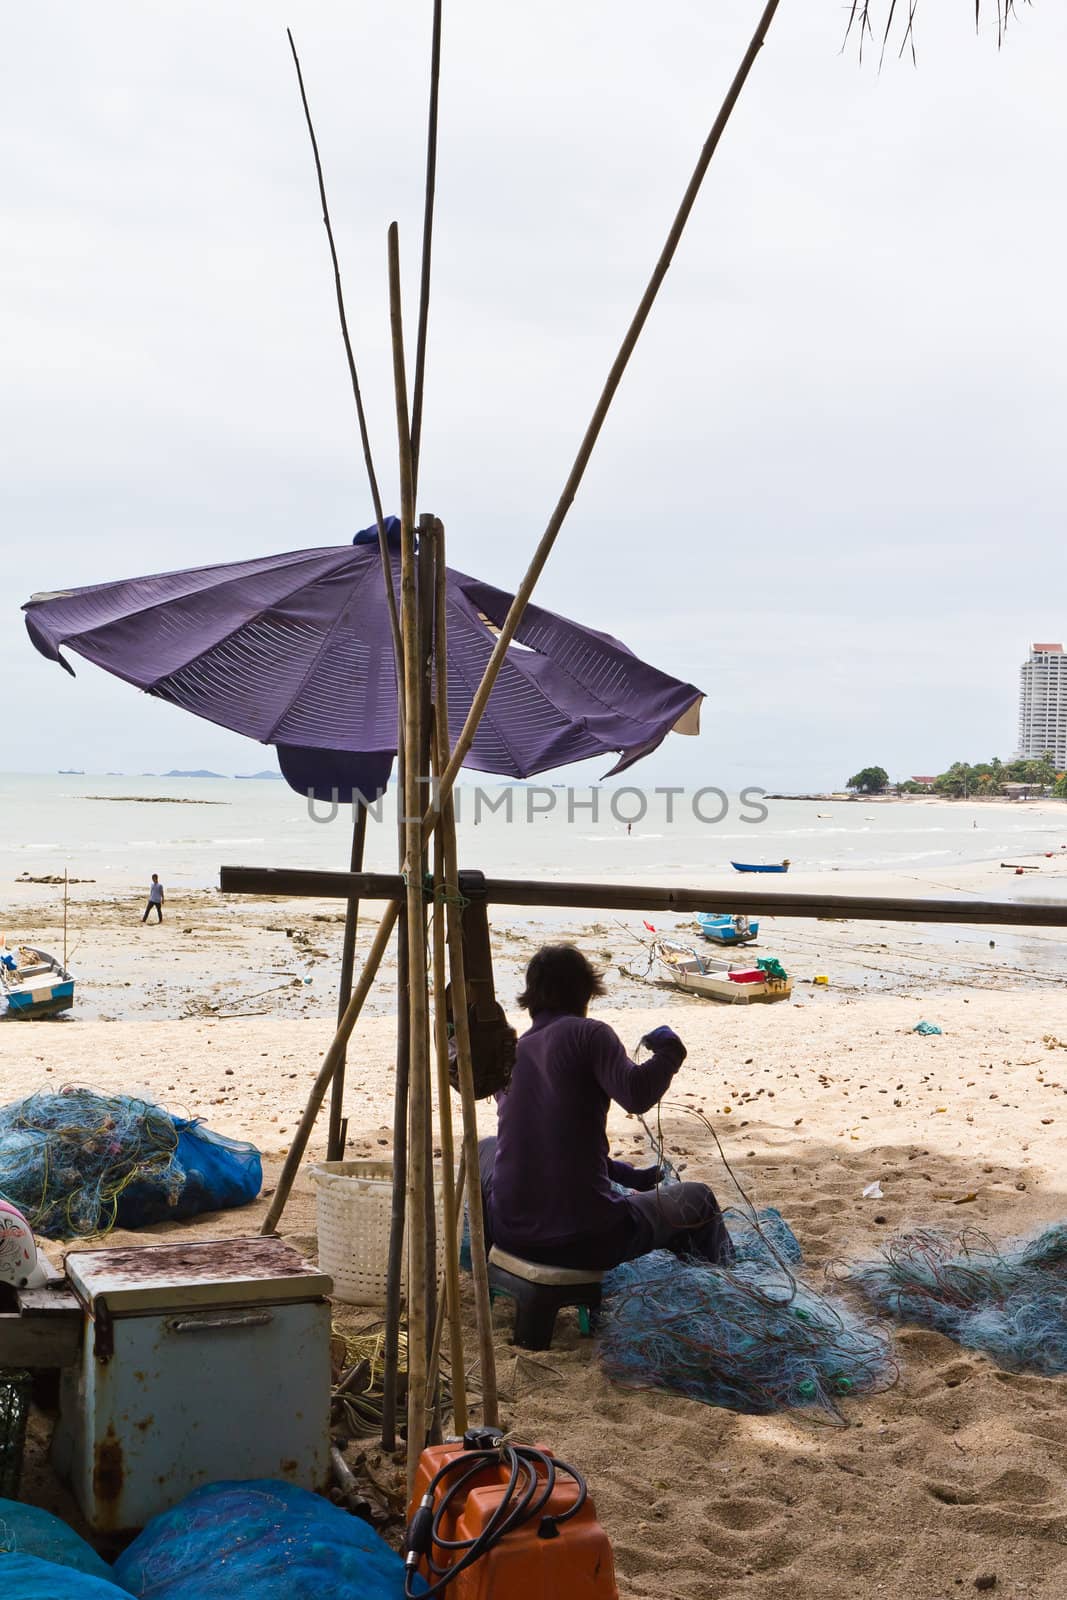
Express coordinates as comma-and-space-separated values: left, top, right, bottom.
0, 1087, 183, 1237
842, 1224, 1067, 1375
598, 1088, 896, 1421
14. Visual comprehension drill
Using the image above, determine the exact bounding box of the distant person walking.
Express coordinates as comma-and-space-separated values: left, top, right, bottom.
141, 874, 165, 924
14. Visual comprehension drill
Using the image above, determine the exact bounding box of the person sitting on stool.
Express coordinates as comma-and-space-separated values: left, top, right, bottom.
141, 874, 165, 924
478, 944, 732, 1271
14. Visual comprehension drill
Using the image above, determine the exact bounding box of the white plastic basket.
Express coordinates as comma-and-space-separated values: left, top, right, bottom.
310, 1159, 452, 1307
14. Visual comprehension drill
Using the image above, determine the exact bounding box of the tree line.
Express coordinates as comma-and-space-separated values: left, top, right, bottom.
847, 757, 1067, 798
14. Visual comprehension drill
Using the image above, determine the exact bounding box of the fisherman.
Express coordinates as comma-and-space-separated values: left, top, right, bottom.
140, 873, 165, 924
479, 944, 732, 1270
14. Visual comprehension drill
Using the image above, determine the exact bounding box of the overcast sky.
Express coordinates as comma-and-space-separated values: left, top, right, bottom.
3, 2, 1065, 791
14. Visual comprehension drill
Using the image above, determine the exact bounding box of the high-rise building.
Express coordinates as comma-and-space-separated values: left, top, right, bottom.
1017, 642, 1067, 768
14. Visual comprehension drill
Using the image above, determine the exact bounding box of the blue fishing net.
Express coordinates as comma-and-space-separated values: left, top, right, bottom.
113, 1479, 421, 1599
0, 1554, 130, 1599
846, 1223, 1067, 1374
0, 1090, 261, 1239
0, 1499, 114, 1584
119, 1121, 261, 1227
599, 1250, 895, 1420
726, 1206, 803, 1267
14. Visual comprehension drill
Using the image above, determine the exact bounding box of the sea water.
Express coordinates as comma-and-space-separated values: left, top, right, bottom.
1, 772, 1065, 895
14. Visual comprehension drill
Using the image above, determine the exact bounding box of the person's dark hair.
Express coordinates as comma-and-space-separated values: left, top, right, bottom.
518, 944, 606, 1016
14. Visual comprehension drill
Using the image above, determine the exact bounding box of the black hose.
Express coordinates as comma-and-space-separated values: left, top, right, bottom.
404, 1437, 588, 1598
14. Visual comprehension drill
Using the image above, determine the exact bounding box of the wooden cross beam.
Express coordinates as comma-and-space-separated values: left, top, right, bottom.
218, 865, 1067, 929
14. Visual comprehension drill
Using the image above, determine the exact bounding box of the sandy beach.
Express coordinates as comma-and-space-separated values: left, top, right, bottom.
3, 832, 1067, 1598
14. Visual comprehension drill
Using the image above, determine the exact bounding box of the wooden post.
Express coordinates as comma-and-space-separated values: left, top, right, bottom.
260, 902, 399, 1235
388, 222, 433, 1489
327, 800, 368, 1162
221, 868, 1067, 932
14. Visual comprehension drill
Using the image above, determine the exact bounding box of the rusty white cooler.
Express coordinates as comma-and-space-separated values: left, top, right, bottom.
52, 1236, 333, 1534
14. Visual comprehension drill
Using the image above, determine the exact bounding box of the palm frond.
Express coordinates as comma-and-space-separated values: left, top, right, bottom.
844, 0, 1031, 63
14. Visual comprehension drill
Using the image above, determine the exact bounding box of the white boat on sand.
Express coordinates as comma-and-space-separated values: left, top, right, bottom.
632, 938, 792, 1005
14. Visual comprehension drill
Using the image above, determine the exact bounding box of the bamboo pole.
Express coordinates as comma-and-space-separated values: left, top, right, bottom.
425, 0, 782, 823
429, 520, 467, 1436
388, 223, 433, 1488
286, 30, 401, 666
418, 526, 439, 1392
410, 0, 443, 494
260, 901, 399, 1235
435, 773, 499, 1427
380, 906, 410, 1453
427, 1151, 467, 1438
327, 800, 368, 1162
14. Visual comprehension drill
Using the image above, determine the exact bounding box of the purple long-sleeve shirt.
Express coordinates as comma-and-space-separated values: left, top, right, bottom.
487, 1010, 685, 1262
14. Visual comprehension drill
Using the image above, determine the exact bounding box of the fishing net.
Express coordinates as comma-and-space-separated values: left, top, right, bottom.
844, 1223, 1067, 1373
0, 1090, 260, 1239
331, 1326, 455, 1439
726, 1206, 803, 1267
113, 1478, 423, 1599
0, 1499, 114, 1585
0, 1375, 31, 1500
599, 1249, 896, 1421
0, 1554, 130, 1599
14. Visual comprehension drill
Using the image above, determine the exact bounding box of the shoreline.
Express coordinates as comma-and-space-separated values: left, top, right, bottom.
3, 849, 1066, 1024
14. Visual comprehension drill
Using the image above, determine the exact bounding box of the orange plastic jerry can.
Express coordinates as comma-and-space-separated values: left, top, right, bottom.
407, 1438, 619, 1599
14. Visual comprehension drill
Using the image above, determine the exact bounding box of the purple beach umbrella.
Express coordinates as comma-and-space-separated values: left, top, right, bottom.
23, 520, 703, 789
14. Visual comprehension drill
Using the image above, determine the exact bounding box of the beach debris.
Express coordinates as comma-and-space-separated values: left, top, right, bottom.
913, 1021, 942, 1036
1044, 1034, 1066, 1051
813, 974, 830, 986
844, 1223, 1067, 1375
862, 1182, 884, 1200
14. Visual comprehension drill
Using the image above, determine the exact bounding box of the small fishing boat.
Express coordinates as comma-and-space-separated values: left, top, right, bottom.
696, 912, 759, 946
731, 859, 790, 873
0, 945, 75, 1019
633, 939, 792, 1005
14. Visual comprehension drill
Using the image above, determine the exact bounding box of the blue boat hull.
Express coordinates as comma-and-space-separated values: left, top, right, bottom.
697, 914, 759, 945
5, 979, 75, 1018
731, 862, 789, 873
